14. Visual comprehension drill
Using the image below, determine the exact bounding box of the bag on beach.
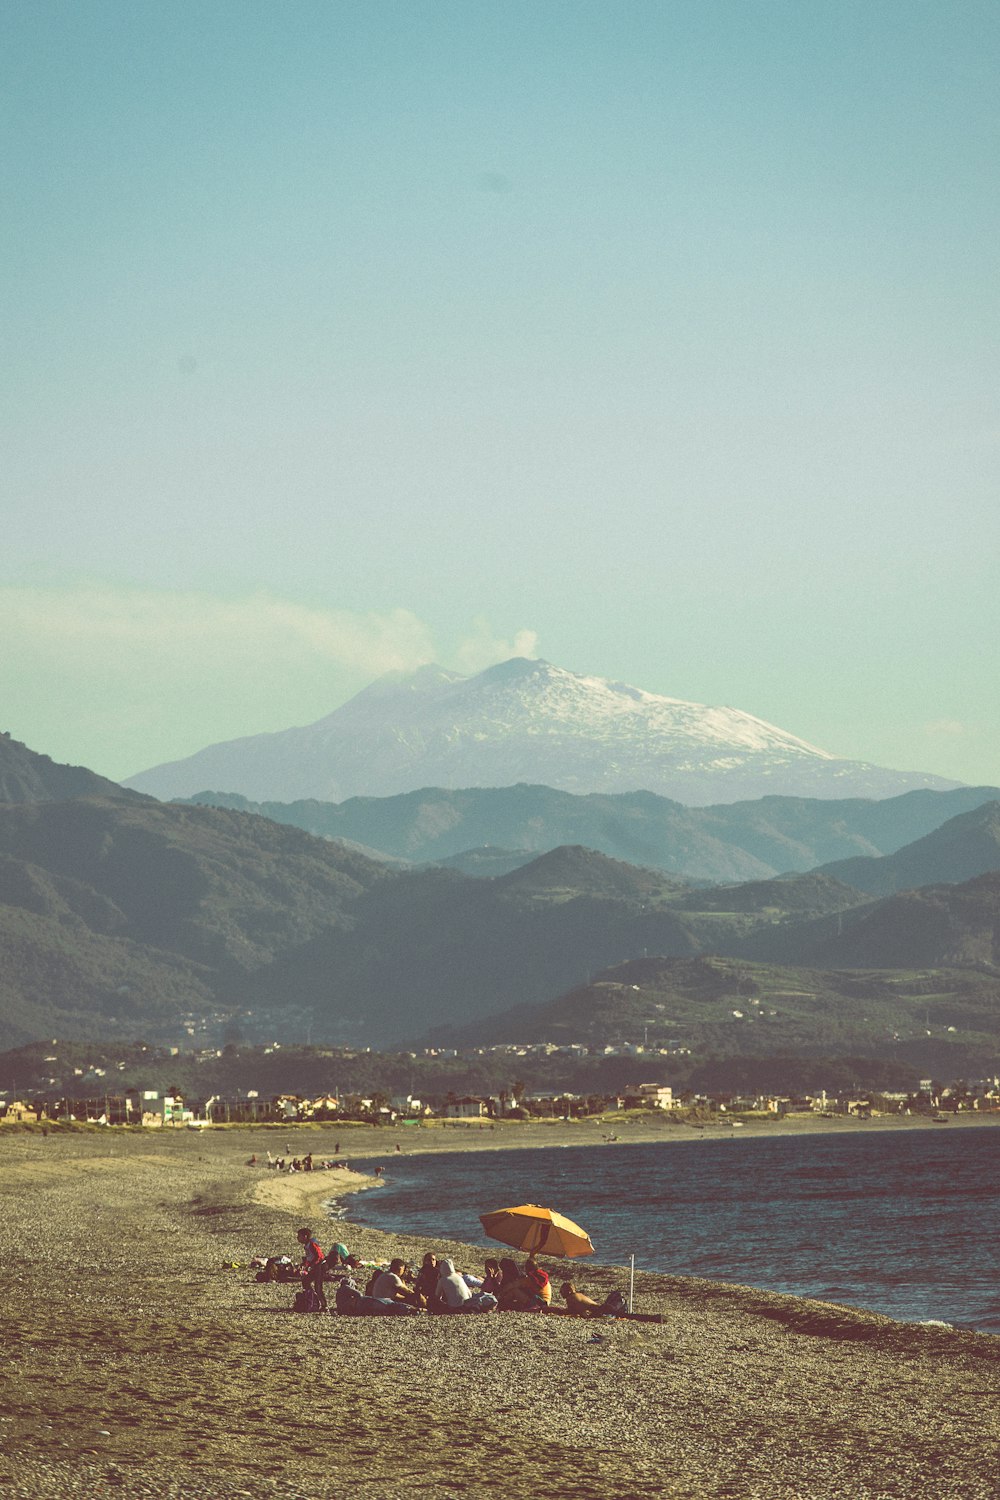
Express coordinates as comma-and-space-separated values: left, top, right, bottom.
294, 1285, 321, 1314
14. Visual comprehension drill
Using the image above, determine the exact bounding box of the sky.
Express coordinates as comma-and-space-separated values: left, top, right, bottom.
2, 1, 998, 787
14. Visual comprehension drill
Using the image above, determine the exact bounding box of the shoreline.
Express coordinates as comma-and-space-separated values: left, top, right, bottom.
329, 1119, 1000, 1336
1, 1126, 998, 1499
193, 1107, 1000, 1167
251, 1164, 380, 1217
236, 1109, 1000, 1178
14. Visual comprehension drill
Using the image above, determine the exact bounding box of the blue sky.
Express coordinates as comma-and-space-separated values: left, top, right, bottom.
2, 1, 997, 785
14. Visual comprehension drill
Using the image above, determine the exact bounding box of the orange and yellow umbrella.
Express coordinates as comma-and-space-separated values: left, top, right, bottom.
479, 1203, 595, 1258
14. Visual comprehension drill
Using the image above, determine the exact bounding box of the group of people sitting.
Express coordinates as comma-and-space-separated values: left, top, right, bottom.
251, 1151, 357, 1174
285, 1228, 627, 1318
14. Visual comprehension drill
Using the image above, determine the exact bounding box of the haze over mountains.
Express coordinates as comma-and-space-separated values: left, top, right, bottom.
124, 658, 959, 805
185, 783, 1000, 885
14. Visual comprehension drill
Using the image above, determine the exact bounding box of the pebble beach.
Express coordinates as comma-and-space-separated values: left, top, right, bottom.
1, 1122, 998, 1500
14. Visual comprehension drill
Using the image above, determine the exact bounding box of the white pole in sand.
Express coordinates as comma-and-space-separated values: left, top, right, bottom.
629, 1253, 635, 1313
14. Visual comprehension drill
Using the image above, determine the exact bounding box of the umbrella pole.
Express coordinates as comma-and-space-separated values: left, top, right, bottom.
628, 1253, 635, 1313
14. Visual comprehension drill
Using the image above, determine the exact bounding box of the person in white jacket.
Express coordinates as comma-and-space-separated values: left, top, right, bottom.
437, 1259, 497, 1313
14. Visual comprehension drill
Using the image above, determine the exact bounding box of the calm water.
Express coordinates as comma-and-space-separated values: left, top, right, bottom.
342, 1127, 1000, 1333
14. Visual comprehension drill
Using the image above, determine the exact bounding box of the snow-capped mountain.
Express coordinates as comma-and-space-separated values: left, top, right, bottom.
123, 658, 959, 805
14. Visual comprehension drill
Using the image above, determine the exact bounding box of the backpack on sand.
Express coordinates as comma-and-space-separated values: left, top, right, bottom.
294, 1285, 320, 1314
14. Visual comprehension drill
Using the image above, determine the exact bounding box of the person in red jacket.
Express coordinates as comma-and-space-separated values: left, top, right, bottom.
296, 1227, 327, 1311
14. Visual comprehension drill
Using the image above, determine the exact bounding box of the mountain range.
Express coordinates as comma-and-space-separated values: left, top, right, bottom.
124, 658, 959, 805
0, 733, 997, 1071
183, 782, 1000, 884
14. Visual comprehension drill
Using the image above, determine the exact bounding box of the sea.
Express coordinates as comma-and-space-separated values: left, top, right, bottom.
342, 1125, 1000, 1334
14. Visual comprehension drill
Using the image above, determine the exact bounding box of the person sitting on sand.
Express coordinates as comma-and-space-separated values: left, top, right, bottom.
296, 1227, 327, 1311
481, 1259, 504, 1297
499, 1263, 551, 1312
415, 1252, 439, 1308
371, 1258, 415, 1304
498, 1258, 520, 1294
436, 1259, 497, 1313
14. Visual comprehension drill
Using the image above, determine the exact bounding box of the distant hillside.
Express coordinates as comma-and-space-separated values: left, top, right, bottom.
0, 798, 390, 1047
0, 732, 141, 805
816, 802, 1000, 896
431, 847, 539, 878
229, 855, 707, 1047
0, 884, 214, 1047
744, 871, 1000, 972
672, 872, 865, 917
441, 954, 1000, 1075
493, 845, 688, 902
125, 658, 959, 804
2, 748, 998, 1061
178, 783, 1000, 883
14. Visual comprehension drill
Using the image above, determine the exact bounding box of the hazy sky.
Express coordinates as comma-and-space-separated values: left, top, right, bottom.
2, 1, 998, 786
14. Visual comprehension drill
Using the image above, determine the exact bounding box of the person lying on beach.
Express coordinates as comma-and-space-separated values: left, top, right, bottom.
558, 1281, 623, 1317
558, 1282, 657, 1320
436, 1259, 497, 1313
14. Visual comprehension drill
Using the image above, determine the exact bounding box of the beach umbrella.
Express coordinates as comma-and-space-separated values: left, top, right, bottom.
479, 1203, 595, 1258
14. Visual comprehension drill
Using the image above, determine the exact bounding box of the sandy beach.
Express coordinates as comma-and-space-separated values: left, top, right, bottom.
1, 1123, 998, 1500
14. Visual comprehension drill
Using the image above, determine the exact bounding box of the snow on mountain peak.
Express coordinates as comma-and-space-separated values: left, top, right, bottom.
124, 658, 958, 805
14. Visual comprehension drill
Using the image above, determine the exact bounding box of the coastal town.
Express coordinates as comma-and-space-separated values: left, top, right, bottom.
3, 1048, 997, 1129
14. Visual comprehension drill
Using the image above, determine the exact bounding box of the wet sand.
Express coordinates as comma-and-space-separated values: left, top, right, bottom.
0, 1124, 997, 1499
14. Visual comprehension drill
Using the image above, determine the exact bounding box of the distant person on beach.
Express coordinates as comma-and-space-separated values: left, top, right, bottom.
296, 1227, 327, 1312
